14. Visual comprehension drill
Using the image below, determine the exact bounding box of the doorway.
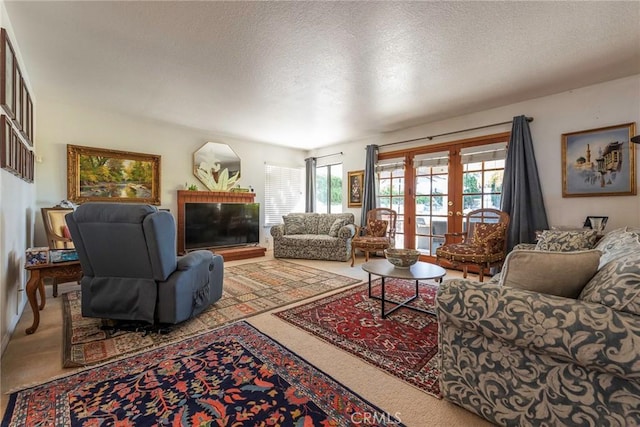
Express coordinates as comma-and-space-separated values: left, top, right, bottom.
377, 132, 510, 263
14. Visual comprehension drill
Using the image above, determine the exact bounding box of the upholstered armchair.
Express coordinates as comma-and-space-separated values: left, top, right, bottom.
435, 208, 509, 282
350, 208, 397, 266
65, 203, 223, 326
41, 206, 76, 297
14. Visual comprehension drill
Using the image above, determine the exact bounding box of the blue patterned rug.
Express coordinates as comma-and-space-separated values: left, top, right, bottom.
2, 321, 402, 426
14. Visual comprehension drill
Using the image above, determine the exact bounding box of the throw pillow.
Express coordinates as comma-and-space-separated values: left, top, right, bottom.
535, 229, 598, 252
282, 215, 306, 235
594, 228, 640, 270
579, 252, 640, 316
471, 223, 506, 252
329, 218, 348, 237
368, 220, 388, 237
500, 249, 601, 298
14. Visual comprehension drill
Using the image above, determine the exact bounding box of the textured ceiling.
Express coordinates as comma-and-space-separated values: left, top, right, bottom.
5, 1, 640, 150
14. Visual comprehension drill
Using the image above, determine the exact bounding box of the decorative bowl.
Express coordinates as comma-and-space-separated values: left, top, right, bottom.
384, 249, 420, 269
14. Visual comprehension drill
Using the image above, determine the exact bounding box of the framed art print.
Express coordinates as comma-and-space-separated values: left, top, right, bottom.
562, 122, 636, 197
348, 170, 364, 207
67, 144, 161, 204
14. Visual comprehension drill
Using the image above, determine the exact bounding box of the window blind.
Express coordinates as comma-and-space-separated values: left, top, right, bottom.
375, 159, 405, 172
413, 151, 450, 168
460, 143, 508, 164
264, 163, 305, 226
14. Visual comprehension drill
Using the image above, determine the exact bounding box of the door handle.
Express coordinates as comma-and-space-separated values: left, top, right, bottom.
456, 211, 462, 216
448, 211, 453, 216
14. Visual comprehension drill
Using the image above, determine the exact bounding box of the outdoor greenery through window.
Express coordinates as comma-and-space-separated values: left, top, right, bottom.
315, 164, 343, 213
462, 159, 504, 213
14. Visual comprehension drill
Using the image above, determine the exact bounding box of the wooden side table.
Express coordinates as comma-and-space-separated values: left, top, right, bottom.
24, 260, 82, 334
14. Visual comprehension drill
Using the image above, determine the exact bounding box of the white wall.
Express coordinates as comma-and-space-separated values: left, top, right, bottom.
33, 98, 307, 249
313, 74, 640, 230
0, 1, 36, 353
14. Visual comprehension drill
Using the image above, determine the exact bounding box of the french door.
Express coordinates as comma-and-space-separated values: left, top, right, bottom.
378, 132, 510, 262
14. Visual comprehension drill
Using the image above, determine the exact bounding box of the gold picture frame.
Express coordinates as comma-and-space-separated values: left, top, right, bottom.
67, 144, 161, 205
561, 122, 636, 197
347, 170, 364, 207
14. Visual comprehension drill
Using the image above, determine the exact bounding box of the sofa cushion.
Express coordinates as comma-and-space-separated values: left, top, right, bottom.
329, 218, 349, 237
283, 215, 306, 235
535, 229, 598, 252
594, 227, 640, 270
500, 249, 601, 298
579, 252, 640, 315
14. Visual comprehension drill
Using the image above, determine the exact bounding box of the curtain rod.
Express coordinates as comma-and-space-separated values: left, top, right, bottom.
379, 117, 534, 148
307, 151, 343, 160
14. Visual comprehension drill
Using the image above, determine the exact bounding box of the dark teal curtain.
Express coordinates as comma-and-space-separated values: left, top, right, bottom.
360, 145, 378, 227
305, 157, 316, 212
501, 115, 549, 251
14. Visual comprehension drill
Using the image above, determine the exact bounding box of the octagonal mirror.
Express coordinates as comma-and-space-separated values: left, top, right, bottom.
193, 142, 241, 191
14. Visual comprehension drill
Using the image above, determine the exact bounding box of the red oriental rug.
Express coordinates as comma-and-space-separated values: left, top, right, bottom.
274, 279, 442, 397
2, 321, 403, 427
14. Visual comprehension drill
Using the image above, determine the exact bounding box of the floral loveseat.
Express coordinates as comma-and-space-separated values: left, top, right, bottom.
436, 228, 640, 426
270, 213, 356, 261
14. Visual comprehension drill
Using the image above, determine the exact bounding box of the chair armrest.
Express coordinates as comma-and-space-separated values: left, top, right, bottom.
443, 232, 466, 245
270, 224, 284, 238
338, 223, 356, 239
177, 250, 216, 270
436, 279, 640, 380
354, 225, 367, 237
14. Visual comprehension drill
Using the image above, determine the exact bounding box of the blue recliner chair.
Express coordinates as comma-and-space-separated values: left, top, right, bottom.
65, 203, 223, 325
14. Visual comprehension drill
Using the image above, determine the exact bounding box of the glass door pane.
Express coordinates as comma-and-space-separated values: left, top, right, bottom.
462, 159, 505, 215
378, 166, 405, 249
415, 164, 449, 256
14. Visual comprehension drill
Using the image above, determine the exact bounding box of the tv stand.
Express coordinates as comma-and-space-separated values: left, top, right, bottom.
211, 245, 267, 261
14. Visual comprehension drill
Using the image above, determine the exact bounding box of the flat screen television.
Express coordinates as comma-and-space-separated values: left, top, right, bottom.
185, 202, 260, 250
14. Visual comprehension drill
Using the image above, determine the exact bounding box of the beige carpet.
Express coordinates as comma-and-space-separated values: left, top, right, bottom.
63, 259, 361, 367
1, 253, 491, 427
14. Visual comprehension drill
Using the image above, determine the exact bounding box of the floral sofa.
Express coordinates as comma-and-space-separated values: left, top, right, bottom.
436, 228, 640, 426
270, 213, 356, 261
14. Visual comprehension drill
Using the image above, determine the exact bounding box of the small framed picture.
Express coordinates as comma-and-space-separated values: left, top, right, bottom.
1, 28, 15, 119
347, 170, 364, 207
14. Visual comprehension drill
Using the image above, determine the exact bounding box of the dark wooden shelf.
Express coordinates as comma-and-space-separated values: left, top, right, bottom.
211, 246, 267, 262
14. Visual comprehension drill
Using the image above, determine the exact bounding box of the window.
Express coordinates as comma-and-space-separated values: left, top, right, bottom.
315, 163, 343, 213
460, 143, 506, 214
264, 163, 305, 226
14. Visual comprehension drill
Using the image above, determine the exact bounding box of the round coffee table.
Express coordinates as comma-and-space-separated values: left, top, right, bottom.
362, 259, 446, 318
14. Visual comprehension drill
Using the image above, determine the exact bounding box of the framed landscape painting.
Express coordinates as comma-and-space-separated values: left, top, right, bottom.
561, 122, 636, 197
67, 144, 161, 204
